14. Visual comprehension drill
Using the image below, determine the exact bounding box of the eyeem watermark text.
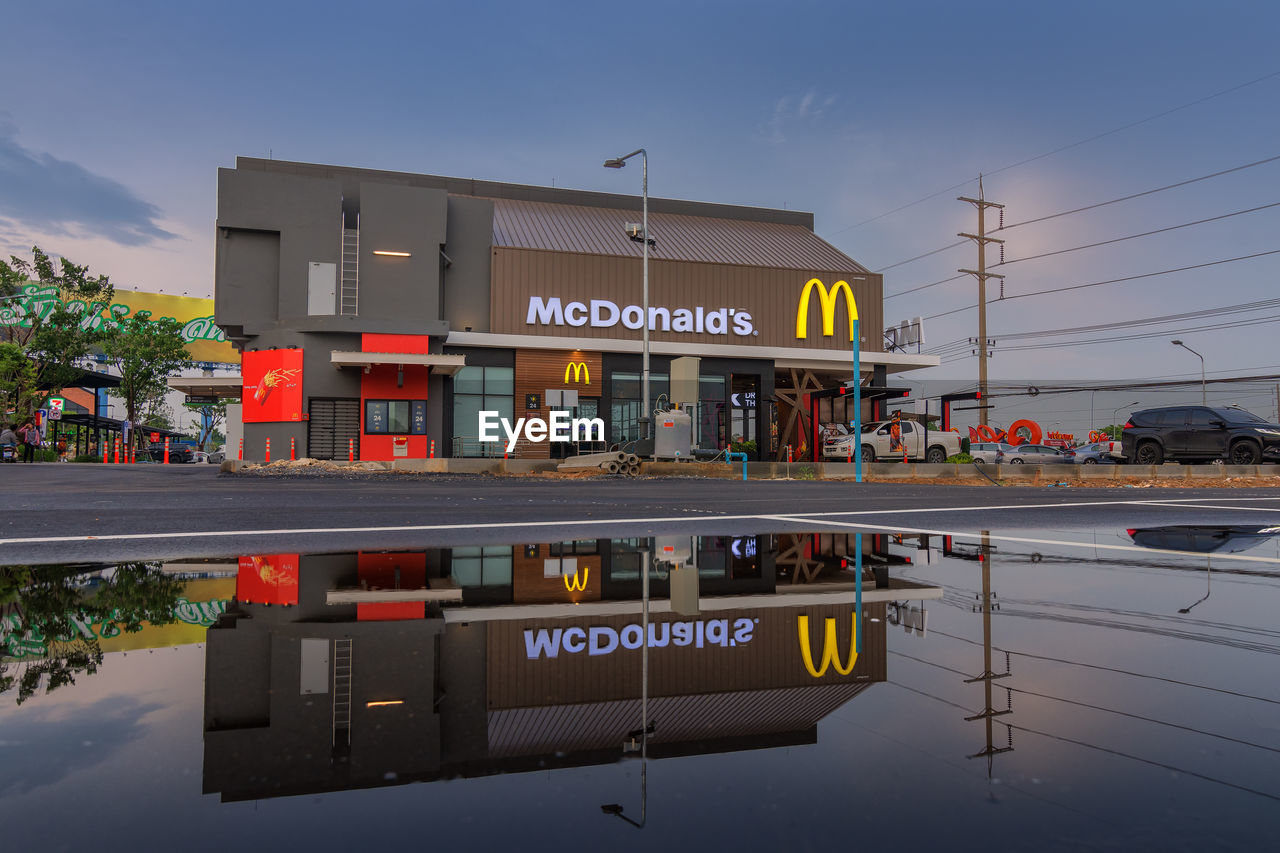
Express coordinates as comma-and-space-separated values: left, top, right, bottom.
479, 411, 605, 453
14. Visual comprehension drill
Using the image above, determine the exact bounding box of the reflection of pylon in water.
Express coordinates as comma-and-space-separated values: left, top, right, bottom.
964, 532, 1014, 776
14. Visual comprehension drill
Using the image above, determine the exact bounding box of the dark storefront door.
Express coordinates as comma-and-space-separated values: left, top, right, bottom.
307, 398, 361, 460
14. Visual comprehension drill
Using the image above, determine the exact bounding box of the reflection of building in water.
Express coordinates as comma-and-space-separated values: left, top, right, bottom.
203, 535, 941, 801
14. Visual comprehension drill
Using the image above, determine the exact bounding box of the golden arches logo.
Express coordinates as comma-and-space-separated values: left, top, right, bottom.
797, 613, 859, 677
796, 278, 859, 341
564, 567, 589, 592
564, 362, 590, 384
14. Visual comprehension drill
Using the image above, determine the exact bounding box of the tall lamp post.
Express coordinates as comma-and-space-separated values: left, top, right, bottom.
1171, 340, 1206, 406
604, 149, 650, 446
1111, 400, 1141, 436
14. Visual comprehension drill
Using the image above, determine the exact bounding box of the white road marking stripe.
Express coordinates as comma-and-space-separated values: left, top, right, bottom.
1128, 501, 1280, 512
2, 495, 1278, 547
755, 515, 1280, 566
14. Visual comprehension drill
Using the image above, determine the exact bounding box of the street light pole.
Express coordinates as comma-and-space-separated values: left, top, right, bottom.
604, 149, 650, 444
1112, 400, 1141, 434
1171, 340, 1206, 406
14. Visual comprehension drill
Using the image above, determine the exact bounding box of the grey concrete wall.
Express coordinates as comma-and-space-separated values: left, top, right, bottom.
215, 229, 279, 341
216, 167, 343, 334
357, 181, 448, 323
443, 195, 494, 333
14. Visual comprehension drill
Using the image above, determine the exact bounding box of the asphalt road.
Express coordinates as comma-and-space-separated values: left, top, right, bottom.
4, 463, 1280, 563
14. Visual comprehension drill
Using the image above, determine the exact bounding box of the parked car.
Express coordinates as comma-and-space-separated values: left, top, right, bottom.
823, 419, 962, 463
191, 450, 210, 464
148, 442, 194, 463
1121, 405, 1280, 465
995, 444, 1075, 464
207, 445, 227, 464
969, 441, 1013, 464
1071, 442, 1121, 464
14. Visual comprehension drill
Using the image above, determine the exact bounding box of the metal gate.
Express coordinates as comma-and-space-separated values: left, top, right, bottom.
307, 398, 361, 460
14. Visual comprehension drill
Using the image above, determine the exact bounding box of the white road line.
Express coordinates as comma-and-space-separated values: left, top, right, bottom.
755, 514, 1280, 566
2, 495, 1277, 547
1129, 501, 1280, 513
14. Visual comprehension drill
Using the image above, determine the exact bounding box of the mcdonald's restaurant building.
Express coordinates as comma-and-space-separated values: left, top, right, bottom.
214, 158, 938, 462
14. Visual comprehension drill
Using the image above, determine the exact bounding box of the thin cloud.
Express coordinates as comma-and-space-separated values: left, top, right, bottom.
764, 91, 840, 144
0, 120, 177, 246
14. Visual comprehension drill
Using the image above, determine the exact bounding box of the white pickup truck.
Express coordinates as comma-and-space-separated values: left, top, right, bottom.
822, 420, 962, 464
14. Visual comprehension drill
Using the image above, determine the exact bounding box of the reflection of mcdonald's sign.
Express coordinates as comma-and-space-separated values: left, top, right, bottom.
796, 278, 859, 341
797, 613, 858, 677
564, 566, 589, 592
564, 362, 590, 384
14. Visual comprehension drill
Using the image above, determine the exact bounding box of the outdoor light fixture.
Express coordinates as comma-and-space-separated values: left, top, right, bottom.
602, 148, 650, 446
373, 250, 412, 257
1171, 339, 1207, 405
366, 699, 405, 708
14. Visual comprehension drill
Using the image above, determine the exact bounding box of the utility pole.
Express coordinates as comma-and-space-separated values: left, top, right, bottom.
964, 531, 1013, 776
959, 176, 1004, 427
1275, 384, 1279, 422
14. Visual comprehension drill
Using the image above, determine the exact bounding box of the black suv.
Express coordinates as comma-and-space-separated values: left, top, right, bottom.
148, 442, 195, 463
1121, 406, 1280, 465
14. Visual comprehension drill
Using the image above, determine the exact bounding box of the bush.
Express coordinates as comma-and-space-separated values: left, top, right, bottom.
946, 453, 974, 463
73, 454, 102, 463
796, 466, 816, 480
960, 437, 971, 454
730, 439, 757, 456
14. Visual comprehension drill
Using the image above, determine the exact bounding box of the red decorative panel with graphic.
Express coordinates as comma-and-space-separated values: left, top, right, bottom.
242, 349, 304, 422
236, 554, 300, 605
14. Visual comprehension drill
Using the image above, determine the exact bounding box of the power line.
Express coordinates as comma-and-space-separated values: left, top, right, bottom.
995, 313, 1280, 353
998, 152, 1280, 231
884, 273, 966, 301
823, 69, 1280, 237
923, 248, 1280, 320
885, 152, 1280, 286
994, 201, 1280, 267
874, 240, 967, 273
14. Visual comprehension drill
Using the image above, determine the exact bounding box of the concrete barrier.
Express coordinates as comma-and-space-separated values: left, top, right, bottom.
218, 456, 1280, 481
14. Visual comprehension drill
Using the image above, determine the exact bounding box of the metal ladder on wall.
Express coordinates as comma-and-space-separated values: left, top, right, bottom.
332, 638, 353, 746
340, 214, 359, 316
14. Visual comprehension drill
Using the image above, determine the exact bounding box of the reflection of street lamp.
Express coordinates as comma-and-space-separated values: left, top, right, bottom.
1171, 340, 1206, 405
604, 149, 650, 446
601, 544, 652, 829
1179, 556, 1212, 614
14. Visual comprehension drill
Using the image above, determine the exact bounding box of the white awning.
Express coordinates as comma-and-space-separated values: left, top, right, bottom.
166, 376, 244, 399
330, 351, 467, 375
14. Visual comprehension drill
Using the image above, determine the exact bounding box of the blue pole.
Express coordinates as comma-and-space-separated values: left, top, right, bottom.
854, 531, 863, 653
853, 318, 862, 483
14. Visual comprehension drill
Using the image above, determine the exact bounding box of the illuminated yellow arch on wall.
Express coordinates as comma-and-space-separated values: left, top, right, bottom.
796, 278, 859, 342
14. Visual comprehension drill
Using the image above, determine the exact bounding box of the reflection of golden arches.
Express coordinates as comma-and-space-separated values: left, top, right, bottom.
796, 278, 859, 341
564, 362, 590, 384
564, 567, 589, 592
797, 613, 858, 677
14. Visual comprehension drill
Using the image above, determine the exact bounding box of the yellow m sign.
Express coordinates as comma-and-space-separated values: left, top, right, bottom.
796, 278, 859, 342
564, 361, 590, 384
797, 613, 859, 677
564, 567, 589, 592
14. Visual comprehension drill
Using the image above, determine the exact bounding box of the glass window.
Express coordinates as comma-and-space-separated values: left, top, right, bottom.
451, 545, 513, 587
453, 366, 516, 456
365, 400, 426, 435
1157, 410, 1188, 427
1189, 409, 1215, 426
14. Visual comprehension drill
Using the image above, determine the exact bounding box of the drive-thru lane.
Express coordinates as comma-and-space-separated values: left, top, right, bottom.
4, 464, 1280, 563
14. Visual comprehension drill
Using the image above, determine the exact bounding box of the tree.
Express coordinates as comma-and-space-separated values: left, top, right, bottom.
0, 247, 114, 420
101, 310, 192, 450
0, 341, 36, 421
1, 562, 185, 704
184, 399, 227, 450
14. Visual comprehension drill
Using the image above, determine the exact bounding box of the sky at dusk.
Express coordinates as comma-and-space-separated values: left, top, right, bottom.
3, 0, 1278, 416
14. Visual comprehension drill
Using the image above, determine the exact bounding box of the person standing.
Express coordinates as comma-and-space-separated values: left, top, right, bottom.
19, 420, 40, 463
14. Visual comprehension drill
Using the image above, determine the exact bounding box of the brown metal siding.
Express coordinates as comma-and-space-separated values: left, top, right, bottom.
486, 683, 870, 758
491, 248, 884, 353
487, 602, 888, 709
493, 198, 868, 272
